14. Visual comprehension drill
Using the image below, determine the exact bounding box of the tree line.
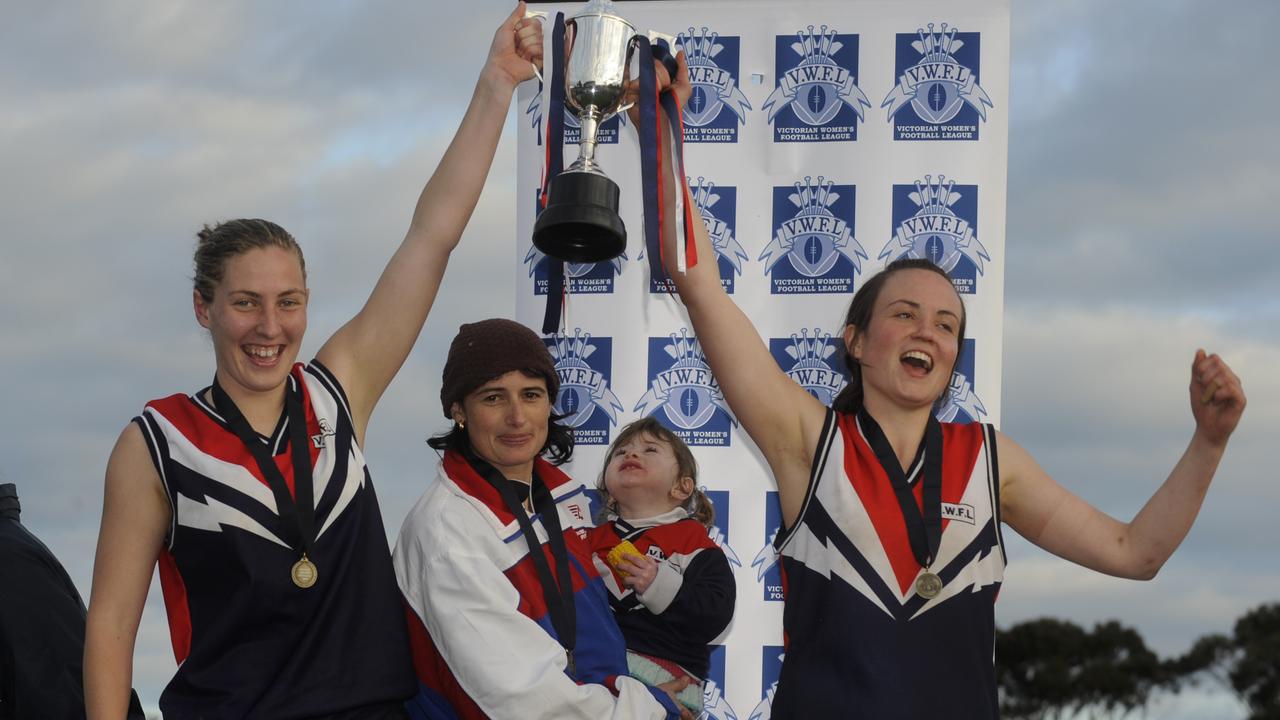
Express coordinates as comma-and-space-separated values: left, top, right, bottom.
996, 602, 1279, 719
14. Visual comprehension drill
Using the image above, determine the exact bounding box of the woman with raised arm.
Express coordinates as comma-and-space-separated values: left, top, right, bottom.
82, 7, 543, 719
652, 58, 1246, 718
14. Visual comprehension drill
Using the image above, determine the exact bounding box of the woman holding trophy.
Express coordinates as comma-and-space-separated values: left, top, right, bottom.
82, 6, 543, 719
649, 47, 1247, 719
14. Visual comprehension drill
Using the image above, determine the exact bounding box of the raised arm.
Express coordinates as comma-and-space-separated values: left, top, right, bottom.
84, 424, 171, 720
317, 4, 542, 439
654, 54, 827, 528
1001, 350, 1245, 579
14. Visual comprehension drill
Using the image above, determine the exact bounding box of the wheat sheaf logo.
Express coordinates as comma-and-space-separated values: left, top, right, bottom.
764, 25, 870, 127
678, 27, 752, 129
882, 23, 992, 126
762, 176, 867, 279
881, 174, 989, 275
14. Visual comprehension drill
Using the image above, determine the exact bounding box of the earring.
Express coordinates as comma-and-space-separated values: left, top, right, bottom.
456, 419, 466, 430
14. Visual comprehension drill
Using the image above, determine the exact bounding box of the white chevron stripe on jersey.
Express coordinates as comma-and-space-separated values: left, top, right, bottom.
315, 449, 365, 540
818, 464, 906, 606
908, 543, 1003, 621
148, 409, 280, 514
789, 518, 895, 619
176, 491, 290, 548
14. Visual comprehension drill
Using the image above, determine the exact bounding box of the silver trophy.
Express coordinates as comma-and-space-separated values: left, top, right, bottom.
533, 0, 640, 263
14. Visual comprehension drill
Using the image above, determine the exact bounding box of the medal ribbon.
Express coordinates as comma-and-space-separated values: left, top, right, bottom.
464, 449, 578, 678
858, 409, 943, 571
540, 11, 568, 334
210, 374, 316, 564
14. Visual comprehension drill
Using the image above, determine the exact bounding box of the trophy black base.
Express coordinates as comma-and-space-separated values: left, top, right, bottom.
533, 171, 626, 263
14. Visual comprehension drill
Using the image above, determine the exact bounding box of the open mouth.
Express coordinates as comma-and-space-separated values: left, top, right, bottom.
619, 460, 642, 472
900, 350, 934, 374
243, 344, 284, 364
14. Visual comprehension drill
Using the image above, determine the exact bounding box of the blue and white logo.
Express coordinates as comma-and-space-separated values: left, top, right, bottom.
545, 329, 624, 446
526, 190, 625, 295
882, 23, 992, 141
936, 338, 987, 424
882, 175, 989, 295
677, 28, 752, 143
635, 329, 737, 447
763, 176, 867, 294
769, 328, 849, 406
750, 647, 785, 720
525, 89, 623, 146
704, 489, 742, 569
652, 177, 747, 294
700, 645, 739, 720
752, 491, 784, 602
582, 488, 605, 524
764, 25, 871, 143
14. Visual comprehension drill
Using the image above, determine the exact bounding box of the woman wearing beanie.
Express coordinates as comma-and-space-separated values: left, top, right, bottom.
393, 318, 691, 720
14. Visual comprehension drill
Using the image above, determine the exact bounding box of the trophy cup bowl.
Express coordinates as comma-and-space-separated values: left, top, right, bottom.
532, 7, 638, 264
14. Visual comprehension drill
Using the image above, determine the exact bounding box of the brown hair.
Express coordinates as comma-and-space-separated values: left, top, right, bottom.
831, 258, 966, 414
193, 219, 306, 303
596, 417, 714, 527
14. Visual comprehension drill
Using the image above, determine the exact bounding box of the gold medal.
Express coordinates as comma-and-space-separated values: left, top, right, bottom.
291, 554, 318, 589
915, 571, 942, 599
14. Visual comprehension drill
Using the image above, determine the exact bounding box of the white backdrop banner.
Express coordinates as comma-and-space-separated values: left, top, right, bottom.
515, 1, 1009, 716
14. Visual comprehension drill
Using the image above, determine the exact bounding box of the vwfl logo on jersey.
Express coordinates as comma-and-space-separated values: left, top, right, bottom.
526, 190, 624, 295
544, 329, 624, 446
635, 329, 737, 447
882, 23, 993, 141
752, 491, 784, 602
750, 646, 785, 720
652, 177, 747, 294
882, 174, 989, 295
762, 176, 867, 294
704, 489, 742, 569
701, 645, 739, 720
677, 28, 752, 143
524, 86, 623, 147
936, 338, 987, 424
764, 25, 871, 143
768, 328, 849, 406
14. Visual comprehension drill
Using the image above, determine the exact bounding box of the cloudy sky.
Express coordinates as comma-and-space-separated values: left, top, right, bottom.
2, 0, 1276, 717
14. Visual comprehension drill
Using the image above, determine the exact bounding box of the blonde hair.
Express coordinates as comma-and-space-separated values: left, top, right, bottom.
596, 417, 714, 527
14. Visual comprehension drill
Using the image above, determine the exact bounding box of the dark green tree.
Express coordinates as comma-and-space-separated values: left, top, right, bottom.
1171, 604, 1280, 719
997, 618, 1162, 719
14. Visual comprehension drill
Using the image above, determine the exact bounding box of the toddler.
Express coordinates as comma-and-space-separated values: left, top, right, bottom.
589, 417, 737, 714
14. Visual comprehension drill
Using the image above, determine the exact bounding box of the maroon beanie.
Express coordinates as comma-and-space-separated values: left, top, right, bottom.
439, 318, 560, 418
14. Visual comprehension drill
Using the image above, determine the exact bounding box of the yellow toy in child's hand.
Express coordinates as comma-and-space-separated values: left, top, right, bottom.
607, 540, 643, 576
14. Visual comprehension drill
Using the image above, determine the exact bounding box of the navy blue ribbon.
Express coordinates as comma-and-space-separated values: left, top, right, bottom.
638, 36, 695, 281
541, 12, 568, 334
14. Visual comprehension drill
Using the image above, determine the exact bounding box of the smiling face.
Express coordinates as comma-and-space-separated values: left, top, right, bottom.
603, 431, 695, 520
452, 370, 551, 481
846, 268, 963, 414
194, 245, 308, 402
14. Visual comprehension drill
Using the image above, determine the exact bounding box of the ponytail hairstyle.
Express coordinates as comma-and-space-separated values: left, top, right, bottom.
597, 417, 715, 527
830, 258, 966, 415
193, 219, 305, 303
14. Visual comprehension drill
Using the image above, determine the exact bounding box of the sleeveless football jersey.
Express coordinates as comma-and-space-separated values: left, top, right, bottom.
135, 361, 414, 719
771, 409, 1005, 719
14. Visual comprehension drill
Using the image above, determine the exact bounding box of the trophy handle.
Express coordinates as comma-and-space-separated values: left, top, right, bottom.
613, 34, 641, 116
523, 9, 549, 83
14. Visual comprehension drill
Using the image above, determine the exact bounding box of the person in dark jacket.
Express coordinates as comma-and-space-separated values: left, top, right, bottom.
0, 482, 143, 719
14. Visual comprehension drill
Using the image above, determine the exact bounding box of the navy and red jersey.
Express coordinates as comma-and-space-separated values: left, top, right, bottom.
771, 409, 1006, 719
394, 452, 678, 720
135, 361, 414, 719
588, 511, 735, 680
